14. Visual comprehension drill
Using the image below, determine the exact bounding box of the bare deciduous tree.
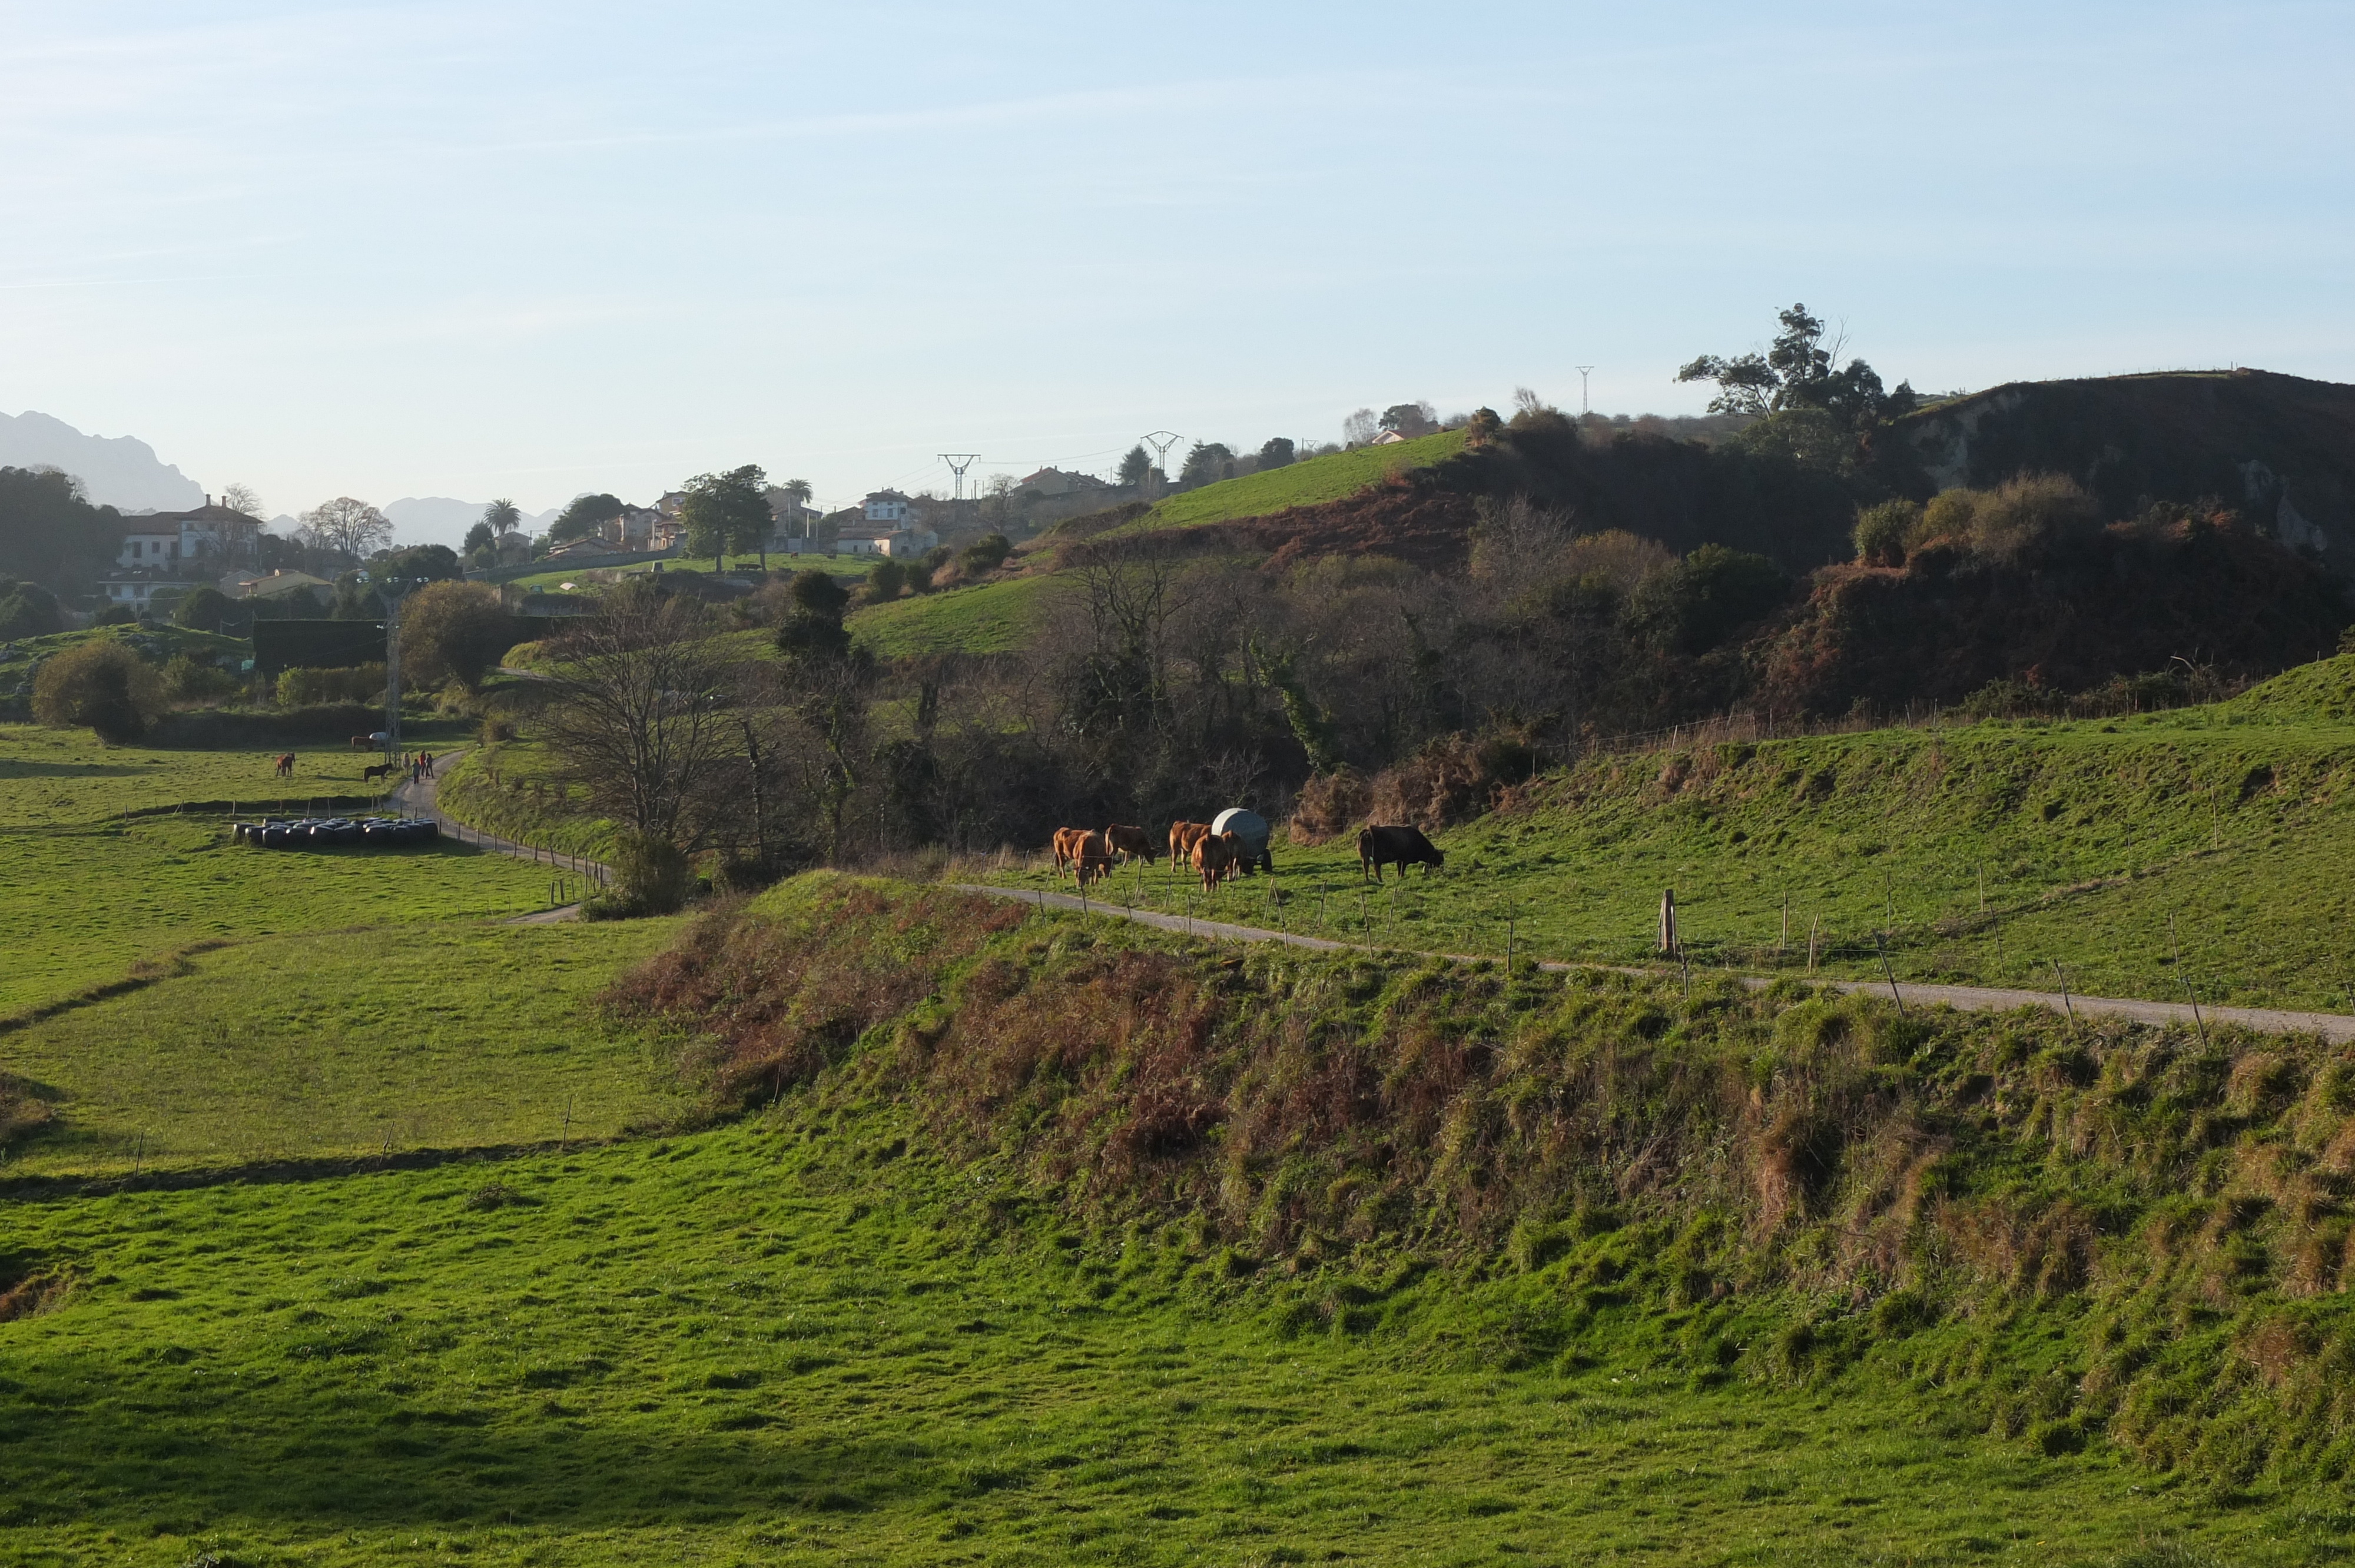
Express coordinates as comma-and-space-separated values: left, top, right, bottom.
539, 586, 737, 848
300, 496, 394, 562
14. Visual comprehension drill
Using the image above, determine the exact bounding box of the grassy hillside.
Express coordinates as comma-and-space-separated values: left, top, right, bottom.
0, 624, 250, 711
845, 573, 1067, 658
1109, 429, 1469, 534
11, 875, 2355, 1561
998, 662, 2355, 1012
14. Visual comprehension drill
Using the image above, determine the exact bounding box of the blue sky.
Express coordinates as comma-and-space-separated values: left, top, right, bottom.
3, 1, 2350, 542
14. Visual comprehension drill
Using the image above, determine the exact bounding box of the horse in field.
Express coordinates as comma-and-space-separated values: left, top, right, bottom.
272, 752, 296, 779
362, 762, 395, 784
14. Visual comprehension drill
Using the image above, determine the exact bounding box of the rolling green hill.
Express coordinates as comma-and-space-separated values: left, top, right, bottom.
845, 573, 1068, 657
1105, 428, 1470, 534
12, 737, 2355, 1562
999, 655, 2355, 1013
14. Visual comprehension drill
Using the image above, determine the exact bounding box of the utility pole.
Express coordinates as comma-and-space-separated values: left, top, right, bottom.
1576, 366, 1594, 416
1142, 431, 1180, 499
937, 453, 980, 503
380, 576, 420, 765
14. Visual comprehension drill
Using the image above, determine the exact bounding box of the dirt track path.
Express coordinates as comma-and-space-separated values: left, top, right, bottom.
951, 883, 2355, 1044
392, 750, 603, 921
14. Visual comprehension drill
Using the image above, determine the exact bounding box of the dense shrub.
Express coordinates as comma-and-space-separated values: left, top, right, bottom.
32, 640, 163, 742
0, 580, 62, 640
161, 653, 241, 706
400, 579, 518, 689
276, 663, 386, 706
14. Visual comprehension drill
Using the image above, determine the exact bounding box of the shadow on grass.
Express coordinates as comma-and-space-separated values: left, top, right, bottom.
0, 760, 149, 780
0, 1371, 961, 1530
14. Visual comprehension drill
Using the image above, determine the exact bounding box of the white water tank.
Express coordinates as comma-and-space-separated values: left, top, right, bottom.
1210, 807, 1272, 873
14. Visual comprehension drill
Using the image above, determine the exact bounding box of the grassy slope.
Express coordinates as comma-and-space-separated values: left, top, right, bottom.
846, 574, 1067, 658
436, 736, 619, 862
0, 1124, 2281, 1567
1109, 429, 1470, 534
0, 626, 252, 706
0, 919, 688, 1178
1000, 675, 2355, 1012
5, 876, 2350, 1563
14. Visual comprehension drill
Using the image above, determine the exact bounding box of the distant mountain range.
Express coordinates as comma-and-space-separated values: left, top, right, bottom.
1, 411, 569, 547
0, 410, 204, 513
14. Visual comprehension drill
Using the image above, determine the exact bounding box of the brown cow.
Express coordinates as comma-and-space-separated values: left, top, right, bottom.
349, 735, 372, 750
1073, 830, 1116, 889
1051, 827, 1089, 875
1168, 820, 1210, 871
1191, 830, 1241, 892
1103, 823, 1155, 865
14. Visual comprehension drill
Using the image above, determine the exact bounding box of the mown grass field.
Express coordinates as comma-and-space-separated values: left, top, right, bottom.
0, 817, 558, 1018
1106, 429, 1470, 534
847, 573, 1068, 658
2, 1107, 2326, 1567
0, 723, 393, 825
995, 690, 2355, 1013
0, 918, 688, 1178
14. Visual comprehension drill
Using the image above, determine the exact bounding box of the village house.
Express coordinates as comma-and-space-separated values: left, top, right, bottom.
99, 495, 268, 607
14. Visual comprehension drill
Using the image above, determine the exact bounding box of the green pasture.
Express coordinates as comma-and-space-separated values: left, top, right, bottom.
1, 1111, 2316, 1567
503, 556, 874, 594
0, 919, 687, 1180
0, 818, 558, 1019
0, 723, 394, 825
847, 573, 1067, 657
1001, 701, 2355, 1012
1107, 428, 1470, 535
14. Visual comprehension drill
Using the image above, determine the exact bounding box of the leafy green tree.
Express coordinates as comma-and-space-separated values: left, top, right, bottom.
0, 580, 62, 640
546, 493, 625, 546
862, 557, 907, 604
33, 640, 164, 742
679, 464, 771, 570
173, 585, 231, 632
1379, 402, 1437, 437
462, 520, 496, 559
1117, 445, 1156, 487
775, 568, 852, 661
1179, 441, 1235, 486
401, 579, 518, 689
375, 543, 461, 584
481, 498, 522, 533
1256, 437, 1296, 469
1677, 304, 1915, 428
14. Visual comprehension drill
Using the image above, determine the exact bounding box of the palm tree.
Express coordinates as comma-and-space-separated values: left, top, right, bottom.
781, 479, 814, 540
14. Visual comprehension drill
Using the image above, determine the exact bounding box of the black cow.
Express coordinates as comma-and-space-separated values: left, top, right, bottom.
1358, 823, 1444, 881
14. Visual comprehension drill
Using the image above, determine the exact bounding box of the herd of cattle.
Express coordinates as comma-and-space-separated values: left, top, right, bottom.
1049, 816, 1446, 891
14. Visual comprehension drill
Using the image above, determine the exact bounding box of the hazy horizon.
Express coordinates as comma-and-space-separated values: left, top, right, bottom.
5, 2, 2349, 535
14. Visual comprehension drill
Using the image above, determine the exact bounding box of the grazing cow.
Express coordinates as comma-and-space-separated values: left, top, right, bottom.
1358, 823, 1444, 881
362, 762, 395, 784
1191, 830, 1241, 891
273, 752, 296, 779
1051, 826, 1090, 875
1073, 830, 1116, 889
1168, 820, 1210, 870
1103, 823, 1155, 865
